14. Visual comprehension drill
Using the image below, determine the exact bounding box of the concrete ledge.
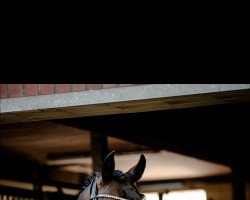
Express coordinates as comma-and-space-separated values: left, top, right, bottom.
1, 84, 249, 113
1, 84, 250, 124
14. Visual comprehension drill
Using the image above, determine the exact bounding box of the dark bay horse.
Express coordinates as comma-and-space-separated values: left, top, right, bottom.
77, 151, 146, 200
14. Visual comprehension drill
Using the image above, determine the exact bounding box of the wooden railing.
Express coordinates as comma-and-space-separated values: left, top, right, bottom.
0, 186, 75, 200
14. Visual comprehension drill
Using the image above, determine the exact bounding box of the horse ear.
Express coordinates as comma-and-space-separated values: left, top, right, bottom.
126, 154, 146, 183
102, 150, 115, 183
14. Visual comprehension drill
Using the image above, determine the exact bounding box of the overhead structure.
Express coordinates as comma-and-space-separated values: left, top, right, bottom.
1, 84, 250, 200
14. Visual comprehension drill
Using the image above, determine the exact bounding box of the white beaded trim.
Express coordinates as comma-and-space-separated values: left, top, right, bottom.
91, 194, 128, 200
91, 194, 146, 200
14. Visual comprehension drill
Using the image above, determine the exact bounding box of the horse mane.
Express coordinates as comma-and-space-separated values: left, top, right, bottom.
78, 170, 130, 197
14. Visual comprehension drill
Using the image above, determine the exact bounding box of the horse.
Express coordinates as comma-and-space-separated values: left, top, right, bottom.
77, 150, 146, 200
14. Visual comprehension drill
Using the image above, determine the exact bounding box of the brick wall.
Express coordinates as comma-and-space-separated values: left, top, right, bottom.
0, 84, 143, 99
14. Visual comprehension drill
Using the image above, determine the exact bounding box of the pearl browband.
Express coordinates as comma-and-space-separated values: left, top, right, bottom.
90, 194, 129, 200
89, 178, 145, 200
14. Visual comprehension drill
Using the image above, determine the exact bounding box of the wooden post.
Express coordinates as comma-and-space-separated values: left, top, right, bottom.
158, 193, 163, 200
91, 131, 108, 172
232, 166, 245, 200
33, 184, 43, 200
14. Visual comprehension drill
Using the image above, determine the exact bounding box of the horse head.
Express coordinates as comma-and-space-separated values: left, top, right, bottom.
77, 151, 146, 200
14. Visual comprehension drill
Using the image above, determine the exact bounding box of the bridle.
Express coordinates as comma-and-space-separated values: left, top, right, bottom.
89, 177, 146, 200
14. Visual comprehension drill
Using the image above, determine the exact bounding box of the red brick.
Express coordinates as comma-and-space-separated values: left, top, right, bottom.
9, 84, 23, 98
103, 84, 119, 89
25, 84, 39, 96
86, 84, 102, 90
55, 84, 71, 93
72, 84, 86, 92
0, 84, 8, 98
40, 84, 55, 95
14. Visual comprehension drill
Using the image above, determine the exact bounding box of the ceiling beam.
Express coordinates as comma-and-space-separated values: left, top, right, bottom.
56, 101, 250, 171
0, 147, 87, 188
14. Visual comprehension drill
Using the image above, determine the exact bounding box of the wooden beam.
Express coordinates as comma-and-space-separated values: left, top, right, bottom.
0, 147, 87, 189
48, 168, 87, 185
58, 101, 250, 170
0, 147, 48, 183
